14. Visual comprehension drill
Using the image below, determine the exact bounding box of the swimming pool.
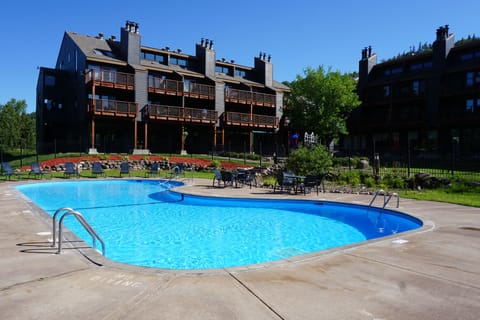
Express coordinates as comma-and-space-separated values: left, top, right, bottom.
16, 180, 422, 270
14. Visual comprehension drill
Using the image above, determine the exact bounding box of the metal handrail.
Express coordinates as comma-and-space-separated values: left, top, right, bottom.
53, 208, 105, 256
52, 207, 74, 247
369, 189, 400, 208
384, 192, 400, 208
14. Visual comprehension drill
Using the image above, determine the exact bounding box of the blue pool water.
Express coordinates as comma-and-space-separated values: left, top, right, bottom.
16, 180, 422, 269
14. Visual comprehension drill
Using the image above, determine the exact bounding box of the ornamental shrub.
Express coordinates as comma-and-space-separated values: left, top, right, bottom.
285, 145, 333, 175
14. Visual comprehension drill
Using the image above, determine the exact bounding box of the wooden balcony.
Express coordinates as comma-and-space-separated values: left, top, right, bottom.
148, 78, 215, 100
184, 82, 215, 99
85, 69, 135, 90
88, 99, 137, 118
143, 104, 217, 125
148, 78, 183, 96
222, 112, 278, 129
225, 88, 276, 107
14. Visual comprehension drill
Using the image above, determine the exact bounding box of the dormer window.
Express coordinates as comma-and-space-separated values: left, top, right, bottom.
235, 69, 246, 77
170, 57, 187, 67
141, 51, 165, 63
215, 65, 230, 75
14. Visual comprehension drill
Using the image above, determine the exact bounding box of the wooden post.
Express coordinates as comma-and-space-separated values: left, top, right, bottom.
134, 120, 138, 149
181, 125, 185, 151
144, 121, 148, 149
213, 126, 217, 149
249, 130, 253, 154
91, 118, 95, 148
221, 128, 225, 147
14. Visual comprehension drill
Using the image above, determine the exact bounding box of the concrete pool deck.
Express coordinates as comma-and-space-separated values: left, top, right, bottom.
0, 178, 479, 319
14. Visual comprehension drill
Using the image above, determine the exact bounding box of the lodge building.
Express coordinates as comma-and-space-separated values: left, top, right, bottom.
345, 26, 480, 165
37, 21, 290, 155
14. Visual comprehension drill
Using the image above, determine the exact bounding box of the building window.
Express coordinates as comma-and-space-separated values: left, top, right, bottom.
234, 69, 246, 77
466, 71, 480, 87
148, 74, 166, 89
412, 80, 425, 96
383, 85, 390, 97
461, 50, 480, 61
466, 99, 474, 112
216, 65, 230, 74
45, 75, 55, 87
170, 57, 187, 67
410, 61, 432, 71
141, 51, 165, 63
461, 53, 474, 61
391, 67, 403, 74
466, 72, 474, 86
384, 67, 403, 76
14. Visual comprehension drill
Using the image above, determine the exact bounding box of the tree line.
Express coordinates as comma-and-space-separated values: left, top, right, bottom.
0, 98, 36, 151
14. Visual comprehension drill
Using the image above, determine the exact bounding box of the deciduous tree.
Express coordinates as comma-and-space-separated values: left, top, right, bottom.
0, 98, 35, 149
285, 66, 360, 146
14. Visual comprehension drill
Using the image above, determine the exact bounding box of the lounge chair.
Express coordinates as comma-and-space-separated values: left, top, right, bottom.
1, 162, 23, 180
64, 162, 78, 178
145, 162, 159, 177
119, 162, 130, 177
91, 162, 105, 176
30, 162, 47, 179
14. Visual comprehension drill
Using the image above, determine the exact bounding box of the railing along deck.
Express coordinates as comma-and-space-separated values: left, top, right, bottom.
85, 69, 135, 90
88, 99, 138, 118
143, 104, 217, 124
148, 78, 215, 100
225, 88, 276, 107
222, 112, 278, 128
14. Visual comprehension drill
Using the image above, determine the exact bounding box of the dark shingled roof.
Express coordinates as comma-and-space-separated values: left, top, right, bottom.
67, 32, 126, 65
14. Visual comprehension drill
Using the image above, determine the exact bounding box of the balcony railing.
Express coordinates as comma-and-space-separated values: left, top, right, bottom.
88, 99, 137, 118
85, 69, 135, 90
148, 78, 215, 100
225, 88, 276, 107
148, 78, 183, 95
184, 82, 215, 99
143, 104, 217, 124
222, 112, 278, 128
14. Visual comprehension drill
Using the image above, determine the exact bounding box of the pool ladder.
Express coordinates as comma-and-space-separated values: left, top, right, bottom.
52, 207, 105, 256
369, 189, 399, 209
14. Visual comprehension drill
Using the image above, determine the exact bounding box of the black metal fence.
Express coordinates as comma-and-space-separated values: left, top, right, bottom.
335, 146, 480, 179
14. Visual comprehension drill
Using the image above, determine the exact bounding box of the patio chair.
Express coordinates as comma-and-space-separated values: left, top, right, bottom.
91, 162, 105, 177
64, 162, 78, 178
212, 168, 223, 187
145, 162, 159, 177
235, 169, 257, 188
302, 174, 323, 195
273, 172, 296, 193
1, 162, 23, 180
221, 170, 236, 187
119, 162, 130, 177
169, 163, 184, 179
30, 162, 47, 179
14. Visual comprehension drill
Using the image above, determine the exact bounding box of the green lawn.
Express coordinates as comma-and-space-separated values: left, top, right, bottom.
400, 189, 480, 207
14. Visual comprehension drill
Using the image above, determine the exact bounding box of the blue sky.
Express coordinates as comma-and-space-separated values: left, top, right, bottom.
1, 0, 479, 113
